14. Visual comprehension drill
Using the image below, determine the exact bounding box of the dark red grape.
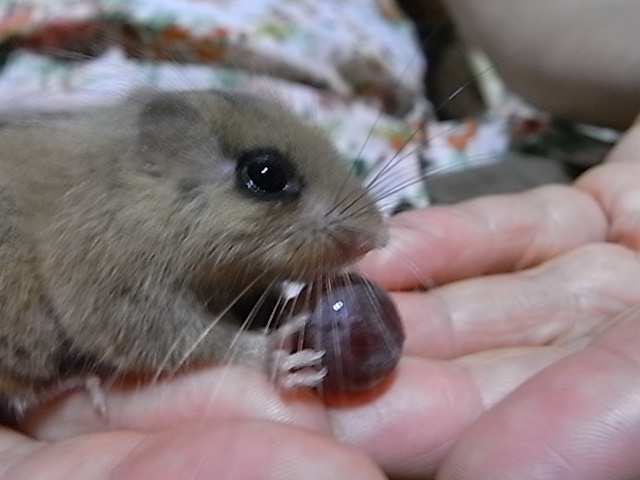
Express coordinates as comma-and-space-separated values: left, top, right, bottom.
294, 273, 405, 394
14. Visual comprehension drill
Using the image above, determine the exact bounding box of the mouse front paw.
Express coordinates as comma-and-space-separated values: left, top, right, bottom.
271, 348, 327, 389
269, 313, 327, 390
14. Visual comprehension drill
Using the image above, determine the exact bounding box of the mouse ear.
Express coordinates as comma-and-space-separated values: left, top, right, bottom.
136, 94, 205, 162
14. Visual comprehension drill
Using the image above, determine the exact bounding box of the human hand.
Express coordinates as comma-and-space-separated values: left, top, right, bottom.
353, 117, 640, 479
5, 123, 640, 480
0, 366, 389, 480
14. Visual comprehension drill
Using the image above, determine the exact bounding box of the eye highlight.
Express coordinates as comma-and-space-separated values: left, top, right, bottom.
235, 148, 303, 200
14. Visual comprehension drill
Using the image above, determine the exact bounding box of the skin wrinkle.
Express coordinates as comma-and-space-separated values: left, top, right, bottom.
439, 302, 640, 479
398, 237, 640, 365
7, 433, 139, 480
541, 436, 580, 480
574, 124, 640, 250
435, 204, 501, 276
527, 244, 640, 342
0, 434, 38, 479
450, 359, 487, 414
509, 271, 575, 344
574, 245, 640, 313
509, 186, 607, 271
575, 169, 622, 240
109, 428, 206, 480
365, 182, 609, 294
550, 347, 640, 479
437, 293, 459, 357
107, 435, 149, 480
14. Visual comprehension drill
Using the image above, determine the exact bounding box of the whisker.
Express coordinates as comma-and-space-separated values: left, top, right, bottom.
158, 273, 267, 380
326, 49, 424, 217
353, 49, 531, 214
368, 153, 504, 207
219, 278, 284, 364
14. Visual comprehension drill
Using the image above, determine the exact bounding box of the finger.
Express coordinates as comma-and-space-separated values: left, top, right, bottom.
23, 366, 328, 441
576, 118, 640, 250
0, 421, 385, 480
438, 306, 640, 480
328, 357, 483, 479
597, 114, 640, 165
329, 348, 573, 479
393, 243, 640, 359
359, 185, 607, 290
113, 421, 385, 480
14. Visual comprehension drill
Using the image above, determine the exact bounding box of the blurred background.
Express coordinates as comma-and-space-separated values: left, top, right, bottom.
1, 0, 634, 205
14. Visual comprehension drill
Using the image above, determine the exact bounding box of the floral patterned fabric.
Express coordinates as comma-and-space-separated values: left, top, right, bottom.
0, 0, 512, 211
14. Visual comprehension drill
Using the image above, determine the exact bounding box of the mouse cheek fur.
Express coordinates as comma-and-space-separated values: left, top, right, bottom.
256, 195, 387, 278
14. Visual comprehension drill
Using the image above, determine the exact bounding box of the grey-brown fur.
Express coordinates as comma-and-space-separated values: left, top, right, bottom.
0, 89, 385, 405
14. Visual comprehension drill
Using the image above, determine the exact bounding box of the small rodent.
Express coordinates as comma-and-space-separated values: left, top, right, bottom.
0, 89, 388, 414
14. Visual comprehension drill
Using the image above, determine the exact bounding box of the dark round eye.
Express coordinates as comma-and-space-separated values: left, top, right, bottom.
236, 148, 303, 200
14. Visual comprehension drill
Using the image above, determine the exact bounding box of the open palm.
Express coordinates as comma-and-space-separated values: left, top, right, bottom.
4, 123, 640, 480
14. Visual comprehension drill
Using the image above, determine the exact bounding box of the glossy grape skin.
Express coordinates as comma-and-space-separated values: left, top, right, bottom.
296, 273, 405, 394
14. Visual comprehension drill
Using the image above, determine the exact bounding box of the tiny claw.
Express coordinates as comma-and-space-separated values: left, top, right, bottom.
279, 348, 325, 371
269, 313, 327, 390
83, 376, 107, 419
275, 365, 328, 390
